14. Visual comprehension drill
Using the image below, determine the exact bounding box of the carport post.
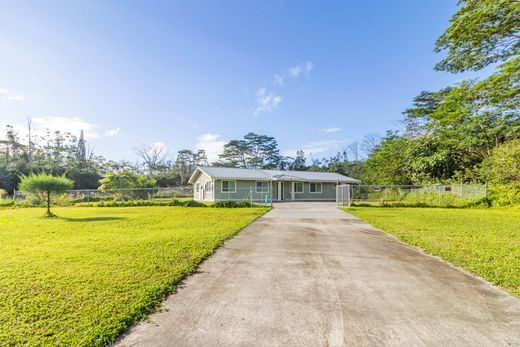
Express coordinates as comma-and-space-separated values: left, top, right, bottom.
270, 181, 273, 207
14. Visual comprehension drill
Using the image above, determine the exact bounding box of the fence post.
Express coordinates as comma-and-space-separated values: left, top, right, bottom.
438, 186, 441, 207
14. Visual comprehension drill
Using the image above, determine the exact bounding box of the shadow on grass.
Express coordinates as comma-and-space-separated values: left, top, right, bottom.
62, 216, 127, 222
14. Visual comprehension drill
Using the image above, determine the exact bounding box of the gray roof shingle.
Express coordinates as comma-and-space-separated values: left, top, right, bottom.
189, 166, 360, 184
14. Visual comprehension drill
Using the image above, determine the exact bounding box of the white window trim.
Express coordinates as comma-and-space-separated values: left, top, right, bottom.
255, 181, 269, 193
221, 180, 236, 193
309, 182, 322, 193
294, 182, 304, 193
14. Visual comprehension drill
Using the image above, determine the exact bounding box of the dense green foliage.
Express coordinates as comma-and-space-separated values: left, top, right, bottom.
18, 173, 73, 216
434, 0, 519, 72
98, 170, 156, 190
346, 207, 520, 296
480, 139, 520, 185
0, 206, 267, 346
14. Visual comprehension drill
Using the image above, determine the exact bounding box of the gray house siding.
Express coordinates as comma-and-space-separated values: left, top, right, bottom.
294, 182, 336, 200
210, 179, 336, 202
286, 182, 336, 201
214, 179, 272, 202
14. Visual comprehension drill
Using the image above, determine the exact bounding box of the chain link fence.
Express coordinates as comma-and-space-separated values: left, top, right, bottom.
13, 186, 193, 202
338, 184, 487, 207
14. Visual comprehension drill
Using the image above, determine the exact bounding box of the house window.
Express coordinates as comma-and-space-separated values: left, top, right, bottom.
205, 181, 213, 192
195, 183, 200, 192
310, 183, 322, 193
256, 181, 269, 193
294, 182, 303, 193
221, 180, 236, 193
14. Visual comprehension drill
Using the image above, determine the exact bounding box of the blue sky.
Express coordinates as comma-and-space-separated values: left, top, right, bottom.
0, 1, 491, 162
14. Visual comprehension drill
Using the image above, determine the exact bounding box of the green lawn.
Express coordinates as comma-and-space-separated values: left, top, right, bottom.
344, 207, 520, 297
0, 206, 267, 346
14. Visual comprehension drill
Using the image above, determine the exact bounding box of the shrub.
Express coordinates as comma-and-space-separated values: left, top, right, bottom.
487, 184, 520, 206
0, 199, 14, 208
167, 199, 185, 206
480, 140, 520, 185
182, 199, 206, 207
213, 200, 257, 208
75, 199, 208, 208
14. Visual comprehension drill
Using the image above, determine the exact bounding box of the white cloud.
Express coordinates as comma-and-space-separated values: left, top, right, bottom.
31, 116, 99, 139
289, 61, 313, 78
253, 88, 283, 116
105, 127, 120, 136
283, 139, 343, 157
195, 133, 225, 162
0, 89, 24, 103
273, 74, 284, 86
321, 127, 341, 133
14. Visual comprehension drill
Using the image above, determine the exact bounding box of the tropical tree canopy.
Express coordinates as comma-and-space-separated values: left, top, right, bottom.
435, 0, 520, 72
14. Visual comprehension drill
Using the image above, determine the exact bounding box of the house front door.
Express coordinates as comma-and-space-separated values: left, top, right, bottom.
277, 182, 283, 201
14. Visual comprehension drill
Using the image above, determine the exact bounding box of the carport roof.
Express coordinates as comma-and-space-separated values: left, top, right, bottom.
188, 166, 360, 184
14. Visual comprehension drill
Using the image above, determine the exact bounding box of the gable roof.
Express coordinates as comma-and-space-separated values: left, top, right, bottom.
188, 166, 360, 184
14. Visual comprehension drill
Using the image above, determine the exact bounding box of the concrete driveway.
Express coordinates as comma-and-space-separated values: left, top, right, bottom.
117, 202, 520, 346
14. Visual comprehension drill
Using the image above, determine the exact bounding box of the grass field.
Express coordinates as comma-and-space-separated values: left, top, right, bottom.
0, 206, 268, 346
345, 207, 520, 297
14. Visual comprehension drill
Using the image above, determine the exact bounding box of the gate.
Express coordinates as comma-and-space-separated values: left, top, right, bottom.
336, 184, 351, 207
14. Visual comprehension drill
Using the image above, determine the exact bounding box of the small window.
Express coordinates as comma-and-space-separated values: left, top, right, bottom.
205, 181, 213, 192
294, 182, 303, 193
256, 181, 269, 193
221, 180, 236, 193
310, 183, 322, 193
195, 183, 200, 192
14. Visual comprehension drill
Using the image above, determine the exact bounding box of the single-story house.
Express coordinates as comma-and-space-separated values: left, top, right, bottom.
188, 166, 360, 202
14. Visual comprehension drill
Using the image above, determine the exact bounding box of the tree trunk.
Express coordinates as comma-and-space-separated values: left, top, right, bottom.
46, 191, 51, 215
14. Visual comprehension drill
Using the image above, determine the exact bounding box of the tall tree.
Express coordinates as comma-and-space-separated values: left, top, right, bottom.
288, 150, 306, 171
134, 143, 169, 175
76, 130, 87, 162
175, 149, 208, 185
218, 132, 283, 169
435, 0, 520, 72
